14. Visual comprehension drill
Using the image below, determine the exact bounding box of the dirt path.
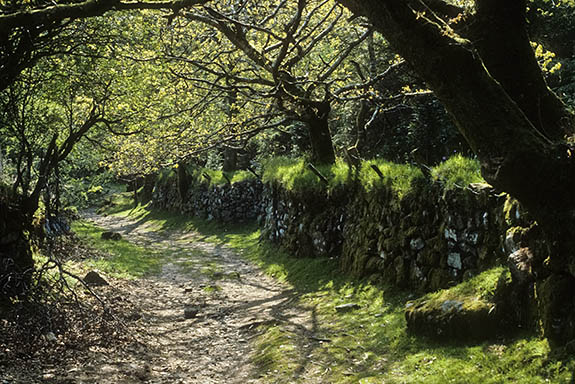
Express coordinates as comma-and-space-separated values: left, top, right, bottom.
44, 213, 311, 384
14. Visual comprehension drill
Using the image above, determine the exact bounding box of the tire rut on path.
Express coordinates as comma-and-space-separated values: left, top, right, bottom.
63, 212, 307, 384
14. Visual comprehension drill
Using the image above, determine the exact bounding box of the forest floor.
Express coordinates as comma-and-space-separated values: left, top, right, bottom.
1, 211, 315, 383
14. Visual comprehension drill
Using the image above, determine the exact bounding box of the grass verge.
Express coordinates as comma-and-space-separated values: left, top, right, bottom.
71, 219, 163, 278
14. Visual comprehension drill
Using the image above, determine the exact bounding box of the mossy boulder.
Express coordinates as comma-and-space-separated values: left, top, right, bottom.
405, 296, 498, 340
405, 267, 506, 340
536, 274, 575, 345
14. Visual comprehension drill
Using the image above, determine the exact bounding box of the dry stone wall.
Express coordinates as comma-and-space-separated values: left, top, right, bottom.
152, 173, 264, 223
262, 180, 508, 291
152, 171, 514, 291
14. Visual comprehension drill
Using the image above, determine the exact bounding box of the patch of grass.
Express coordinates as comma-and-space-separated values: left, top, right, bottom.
156, 165, 255, 189
261, 157, 424, 198
220, 227, 573, 383
71, 219, 163, 278
202, 284, 222, 294
419, 266, 507, 309
193, 168, 255, 186
359, 159, 424, 198
252, 325, 300, 383
154, 156, 481, 200
242, 240, 573, 383
262, 157, 352, 193
431, 154, 485, 190
97, 191, 135, 215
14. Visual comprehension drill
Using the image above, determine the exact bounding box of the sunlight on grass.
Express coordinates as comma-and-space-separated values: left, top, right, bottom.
359, 159, 424, 197
431, 154, 485, 190
252, 325, 300, 383
71, 220, 163, 278
262, 157, 351, 193
261, 156, 425, 198
221, 226, 574, 383
97, 191, 135, 215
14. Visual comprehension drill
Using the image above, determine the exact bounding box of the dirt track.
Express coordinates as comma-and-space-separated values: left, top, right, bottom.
1, 213, 313, 383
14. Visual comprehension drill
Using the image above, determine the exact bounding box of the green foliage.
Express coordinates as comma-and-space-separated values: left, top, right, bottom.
156, 165, 255, 188
430, 154, 484, 190
156, 168, 176, 185
262, 156, 424, 198
62, 171, 115, 209
188, 167, 255, 187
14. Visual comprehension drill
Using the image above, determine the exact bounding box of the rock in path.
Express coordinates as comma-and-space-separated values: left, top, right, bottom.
83, 270, 109, 286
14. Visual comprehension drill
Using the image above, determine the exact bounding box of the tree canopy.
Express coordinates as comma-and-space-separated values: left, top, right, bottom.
1, 1, 575, 337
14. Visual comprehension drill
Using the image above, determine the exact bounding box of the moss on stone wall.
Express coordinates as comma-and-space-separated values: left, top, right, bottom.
153, 155, 506, 291
430, 154, 483, 190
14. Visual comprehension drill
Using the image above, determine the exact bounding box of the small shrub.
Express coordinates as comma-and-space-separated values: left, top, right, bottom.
187, 167, 255, 187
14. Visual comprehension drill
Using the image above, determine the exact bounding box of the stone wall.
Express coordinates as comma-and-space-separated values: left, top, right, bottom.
262, 180, 508, 291
152, 172, 264, 223
152, 170, 514, 292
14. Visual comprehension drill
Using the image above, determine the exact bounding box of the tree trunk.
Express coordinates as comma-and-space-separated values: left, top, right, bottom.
304, 100, 336, 165
339, 0, 575, 220
222, 147, 238, 172
138, 173, 156, 204
307, 114, 336, 165
177, 162, 190, 201
339, 0, 575, 344
468, 0, 573, 141
0, 200, 33, 302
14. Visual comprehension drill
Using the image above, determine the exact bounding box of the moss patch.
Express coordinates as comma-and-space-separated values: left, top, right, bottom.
261, 156, 425, 199
404, 267, 508, 340
156, 165, 255, 189
262, 157, 351, 193
359, 159, 424, 198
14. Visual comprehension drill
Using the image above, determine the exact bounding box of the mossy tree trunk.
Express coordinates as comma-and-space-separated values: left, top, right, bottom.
339, 0, 575, 344
222, 147, 238, 172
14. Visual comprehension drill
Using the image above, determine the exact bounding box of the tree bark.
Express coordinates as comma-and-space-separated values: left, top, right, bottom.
468, 0, 574, 140
306, 106, 336, 165
0, 200, 33, 301
338, 0, 575, 344
338, 0, 575, 221
177, 162, 190, 201
222, 147, 238, 172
